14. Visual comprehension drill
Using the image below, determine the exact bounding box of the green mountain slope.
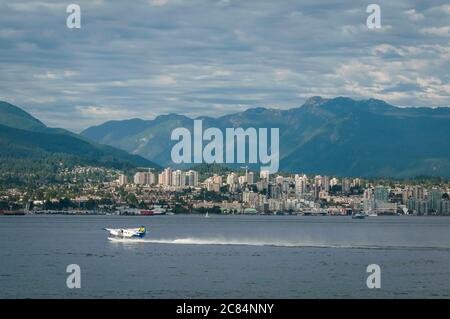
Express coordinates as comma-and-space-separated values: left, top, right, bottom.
0, 101, 160, 171
0, 101, 46, 131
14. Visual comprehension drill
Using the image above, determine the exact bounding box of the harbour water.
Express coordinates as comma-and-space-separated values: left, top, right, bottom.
1, 215, 450, 298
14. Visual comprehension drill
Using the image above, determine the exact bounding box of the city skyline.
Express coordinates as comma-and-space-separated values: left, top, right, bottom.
108, 166, 450, 216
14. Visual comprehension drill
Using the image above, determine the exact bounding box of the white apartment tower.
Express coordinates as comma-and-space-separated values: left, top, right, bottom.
172, 169, 185, 187
162, 167, 173, 186
134, 171, 155, 186
118, 174, 128, 186
186, 170, 199, 187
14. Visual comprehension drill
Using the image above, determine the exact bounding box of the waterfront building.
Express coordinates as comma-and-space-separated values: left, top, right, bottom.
439, 199, 450, 215
268, 184, 281, 199
134, 171, 155, 186
321, 176, 330, 192
281, 180, 290, 194
204, 174, 222, 192
342, 178, 351, 194
314, 175, 322, 188
242, 191, 258, 205
226, 172, 239, 192
226, 172, 238, 185
161, 167, 173, 186
256, 179, 269, 192
186, 170, 199, 187
330, 177, 339, 187
275, 175, 284, 185
402, 188, 413, 204
413, 186, 425, 200
375, 201, 397, 214
260, 170, 270, 181
374, 186, 389, 202
246, 171, 254, 184
204, 177, 220, 192
429, 188, 443, 212
118, 174, 128, 186
295, 174, 307, 196
172, 170, 185, 187
212, 174, 223, 186
417, 199, 429, 215
352, 178, 361, 188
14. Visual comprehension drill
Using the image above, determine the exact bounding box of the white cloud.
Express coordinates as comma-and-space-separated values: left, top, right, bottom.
421, 26, 450, 37
416, 76, 442, 87
371, 44, 405, 57
33, 72, 58, 80
149, 0, 169, 6
217, 0, 231, 7
76, 105, 132, 119
152, 75, 177, 86
33, 70, 78, 80
7, 1, 65, 12
26, 96, 57, 104
405, 9, 424, 21
0, 29, 23, 38
273, 69, 297, 81
428, 4, 450, 16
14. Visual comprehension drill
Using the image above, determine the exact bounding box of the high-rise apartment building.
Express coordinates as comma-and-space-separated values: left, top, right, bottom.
134, 171, 155, 186
118, 174, 128, 186
186, 170, 199, 187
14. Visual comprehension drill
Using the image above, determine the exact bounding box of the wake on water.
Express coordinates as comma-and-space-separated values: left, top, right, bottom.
108, 236, 330, 247
107, 237, 449, 250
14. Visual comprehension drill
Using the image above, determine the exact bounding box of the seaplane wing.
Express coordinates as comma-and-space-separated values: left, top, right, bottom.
104, 226, 146, 238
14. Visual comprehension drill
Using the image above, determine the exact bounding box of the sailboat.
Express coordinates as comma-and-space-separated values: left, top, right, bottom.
205, 212, 210, 218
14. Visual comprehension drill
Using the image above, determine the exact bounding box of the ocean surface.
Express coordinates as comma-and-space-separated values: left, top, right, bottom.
1, 214, 450, 298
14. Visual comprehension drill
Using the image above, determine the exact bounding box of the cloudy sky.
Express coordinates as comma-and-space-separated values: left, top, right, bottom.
0, 0, 449, 132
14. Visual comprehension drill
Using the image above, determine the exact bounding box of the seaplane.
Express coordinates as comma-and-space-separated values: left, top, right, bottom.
351, 212, 366, 219
104, 226, 147, 239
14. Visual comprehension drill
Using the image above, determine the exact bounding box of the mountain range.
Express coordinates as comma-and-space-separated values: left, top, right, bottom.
81, 97, 450, 178
0, 101, 159, 171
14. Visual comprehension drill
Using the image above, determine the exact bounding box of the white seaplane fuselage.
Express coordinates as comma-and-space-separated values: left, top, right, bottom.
105, 227, 146, 239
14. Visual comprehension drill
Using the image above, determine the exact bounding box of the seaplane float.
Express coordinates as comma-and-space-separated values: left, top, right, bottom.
104, 226, 147, 240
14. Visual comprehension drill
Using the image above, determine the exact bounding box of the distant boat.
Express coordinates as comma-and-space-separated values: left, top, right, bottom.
352, 212, 366, 219
0, 210, 25, 216
140, 210, 165, 216
205, 212, 210, 218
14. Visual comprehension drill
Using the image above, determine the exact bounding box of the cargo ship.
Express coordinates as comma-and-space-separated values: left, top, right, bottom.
140, 210, 165, 216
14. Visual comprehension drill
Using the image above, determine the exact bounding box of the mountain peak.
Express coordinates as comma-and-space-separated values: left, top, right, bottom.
243, 107, 267, 114
301, 96, 396, 113
302, 96, 329, 107
154, 113, 190, 122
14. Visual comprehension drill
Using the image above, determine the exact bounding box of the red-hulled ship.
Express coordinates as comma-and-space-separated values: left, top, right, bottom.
0, 210, 26, 216
140, 210, 165, 216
